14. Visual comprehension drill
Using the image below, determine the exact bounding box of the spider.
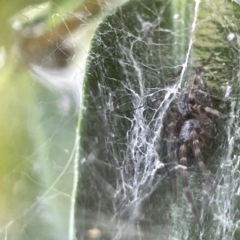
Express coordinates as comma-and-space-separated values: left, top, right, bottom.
164, 53, 229, 228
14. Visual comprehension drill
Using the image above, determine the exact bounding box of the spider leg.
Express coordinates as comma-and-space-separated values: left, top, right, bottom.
199, 128, 211, 143
179, 143, 201, 229
190, 129, 214, 192
202, 106, 229, 118
166, 109, 179, 196
192, 104, 229, 119
189, 53, 214, 101
191, 110, 212, 133
195, 53, 214, 75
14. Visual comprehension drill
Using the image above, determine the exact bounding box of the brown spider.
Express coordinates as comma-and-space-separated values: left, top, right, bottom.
165, 53, 228, 228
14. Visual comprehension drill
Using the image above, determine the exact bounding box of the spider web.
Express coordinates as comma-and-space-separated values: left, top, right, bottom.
78, 0, 240, 240
2, 0, 240, 240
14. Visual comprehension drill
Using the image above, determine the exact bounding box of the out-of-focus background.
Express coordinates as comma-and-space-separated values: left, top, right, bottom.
0, 1, 125, 239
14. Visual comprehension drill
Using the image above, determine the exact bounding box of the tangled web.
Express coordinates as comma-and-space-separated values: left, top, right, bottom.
78, 0, 240, 240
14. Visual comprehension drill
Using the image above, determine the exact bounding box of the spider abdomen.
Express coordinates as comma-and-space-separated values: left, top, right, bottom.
179, 119, 200, 142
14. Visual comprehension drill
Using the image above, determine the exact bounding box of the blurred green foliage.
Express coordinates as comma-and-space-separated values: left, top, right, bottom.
0, 1, 83, 239
79, 0, 240, 239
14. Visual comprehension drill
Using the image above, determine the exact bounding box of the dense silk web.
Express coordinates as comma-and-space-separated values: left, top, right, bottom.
77, 1, 240, 240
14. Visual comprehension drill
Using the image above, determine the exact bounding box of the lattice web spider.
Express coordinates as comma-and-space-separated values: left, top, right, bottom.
164, 53, 229, 228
